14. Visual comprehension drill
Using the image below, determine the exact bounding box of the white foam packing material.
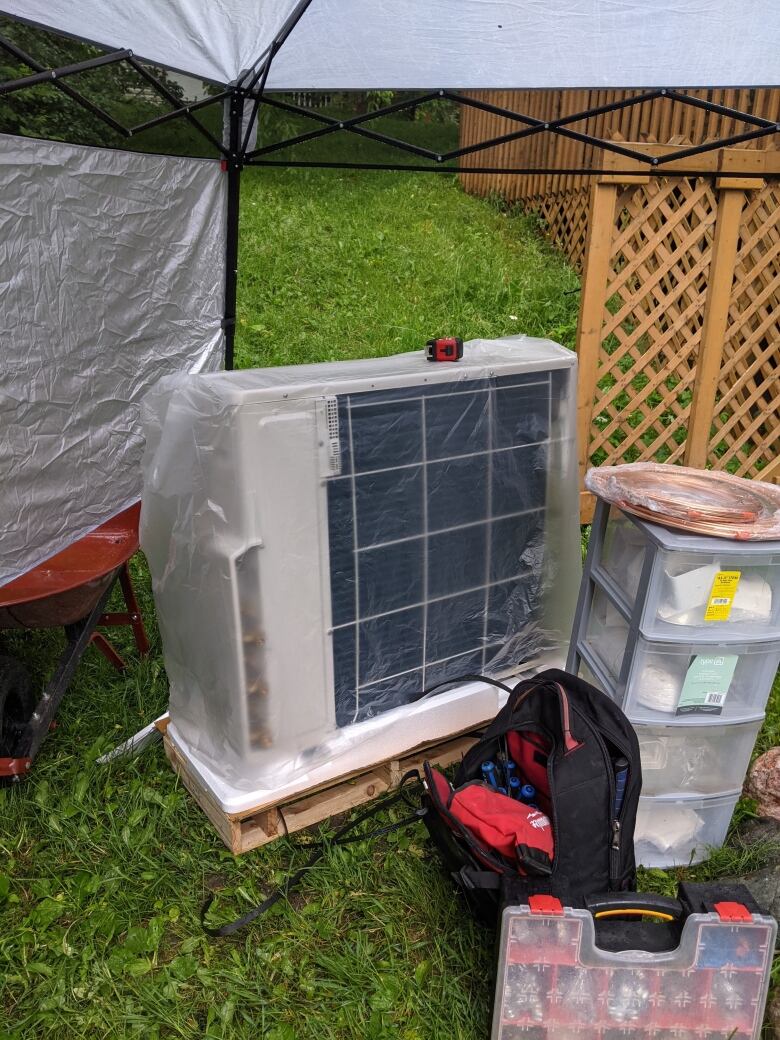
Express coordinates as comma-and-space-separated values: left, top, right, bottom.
165, 674, 518, 814
635, 659, 683, 714
634, 801, 702, 854
659, 564, 772, 625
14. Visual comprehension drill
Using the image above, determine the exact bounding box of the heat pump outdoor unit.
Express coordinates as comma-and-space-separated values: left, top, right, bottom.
141, 336, 580, 810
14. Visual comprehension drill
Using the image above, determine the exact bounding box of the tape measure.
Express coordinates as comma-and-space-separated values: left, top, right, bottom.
425, 337, 463, 362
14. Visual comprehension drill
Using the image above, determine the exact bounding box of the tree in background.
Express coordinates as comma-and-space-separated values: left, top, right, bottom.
0, 16, 196, 151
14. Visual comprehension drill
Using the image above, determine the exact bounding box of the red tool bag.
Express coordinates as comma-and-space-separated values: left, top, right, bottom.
425, 770, 554, 878
422, 668, 642, 925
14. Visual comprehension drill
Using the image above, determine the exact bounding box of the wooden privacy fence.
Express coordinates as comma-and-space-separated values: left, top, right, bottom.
459, 96, 780, 522
459, 88, 780, 270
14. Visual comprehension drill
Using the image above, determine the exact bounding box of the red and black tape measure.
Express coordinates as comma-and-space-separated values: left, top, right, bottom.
425, 337, 463, 362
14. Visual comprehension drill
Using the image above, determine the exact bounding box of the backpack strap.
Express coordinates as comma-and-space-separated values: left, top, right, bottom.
414, 672, 583, 754
201, 770, 425, 936
508, 677, 583, 753
480, 674, 584, 752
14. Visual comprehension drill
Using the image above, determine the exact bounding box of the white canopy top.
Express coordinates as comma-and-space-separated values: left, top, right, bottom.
4, 1, 779, 89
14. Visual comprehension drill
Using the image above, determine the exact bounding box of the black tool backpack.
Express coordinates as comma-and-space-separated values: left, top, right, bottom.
422, 668, 641, 925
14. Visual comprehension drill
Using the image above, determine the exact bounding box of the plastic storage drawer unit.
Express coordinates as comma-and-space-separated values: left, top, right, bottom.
604, 632, 779, 723
570, 497, 779, 865
599, 507, 780, 642
635, 716, 763, 797
493, 897, 776, 1040
620, 638, 780, 723
577, 656, 609, 698
580, 586, 780, 722
635, 791, 741, 868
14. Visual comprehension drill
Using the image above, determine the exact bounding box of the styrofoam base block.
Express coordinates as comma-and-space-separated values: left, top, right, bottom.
165, 655, 563, 814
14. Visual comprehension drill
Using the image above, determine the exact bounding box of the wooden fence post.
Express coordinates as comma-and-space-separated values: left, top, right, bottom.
575, 177, 619, 523
685, 171, 754, 469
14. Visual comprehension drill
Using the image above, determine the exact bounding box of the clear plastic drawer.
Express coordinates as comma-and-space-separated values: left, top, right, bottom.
581, 586, 631, 683
600, 506, 648, 606
493, 902, 776, 1040
621, 638, 780, 723
635, 717, 763, 797
599, 508, 780, 642
580, 583, 779, 722
635, 791, 740, 867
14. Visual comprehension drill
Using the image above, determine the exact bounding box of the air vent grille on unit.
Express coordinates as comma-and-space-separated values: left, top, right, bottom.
326, 396, 341, 475
326, 372, 554, 728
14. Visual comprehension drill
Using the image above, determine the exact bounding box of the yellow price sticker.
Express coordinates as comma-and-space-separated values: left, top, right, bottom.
703, 570, 741, 622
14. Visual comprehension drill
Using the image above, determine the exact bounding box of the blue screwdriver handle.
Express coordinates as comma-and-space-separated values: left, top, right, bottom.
613, 758, 629, 819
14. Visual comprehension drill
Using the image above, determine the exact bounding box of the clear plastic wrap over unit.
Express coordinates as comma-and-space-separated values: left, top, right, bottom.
141, 336, 580, 804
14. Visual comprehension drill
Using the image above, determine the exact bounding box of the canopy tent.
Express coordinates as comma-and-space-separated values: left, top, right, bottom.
0, 135, 225, 583
5, 1, 780, 88
1, 1, 779, 586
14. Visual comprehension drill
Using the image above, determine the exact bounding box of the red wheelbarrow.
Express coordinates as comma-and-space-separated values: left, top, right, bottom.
0, 502, 149, 783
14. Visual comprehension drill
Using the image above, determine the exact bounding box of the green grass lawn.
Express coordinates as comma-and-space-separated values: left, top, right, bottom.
234, 137, 579, 367
1, 159, 778, 1039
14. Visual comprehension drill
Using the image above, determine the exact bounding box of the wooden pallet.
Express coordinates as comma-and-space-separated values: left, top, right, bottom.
162, 724, 481, 855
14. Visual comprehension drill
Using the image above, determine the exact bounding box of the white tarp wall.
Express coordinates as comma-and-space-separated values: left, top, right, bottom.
0, 135, 226, 585
3, 1, 779, 88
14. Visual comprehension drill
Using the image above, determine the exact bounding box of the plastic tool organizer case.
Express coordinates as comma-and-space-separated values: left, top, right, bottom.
492, 883, 776, 1040
569, 499, 780, 867
141, 337, 580, 800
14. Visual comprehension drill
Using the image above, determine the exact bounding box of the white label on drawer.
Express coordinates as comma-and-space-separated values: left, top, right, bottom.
676, 654, 738, 715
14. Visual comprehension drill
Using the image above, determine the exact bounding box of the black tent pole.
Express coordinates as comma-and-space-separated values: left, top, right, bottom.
223, 86, 243, 371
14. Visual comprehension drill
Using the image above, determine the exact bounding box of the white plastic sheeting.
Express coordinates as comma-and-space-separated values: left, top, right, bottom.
0, 135, 226, 585
4, 1, 779, 88
140, 336, 581, 807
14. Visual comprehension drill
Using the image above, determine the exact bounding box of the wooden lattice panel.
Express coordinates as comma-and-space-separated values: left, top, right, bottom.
588, 177, 717, 468
534, 188, 590, 271
459, 116, 780, 514
711, 182, 780, 482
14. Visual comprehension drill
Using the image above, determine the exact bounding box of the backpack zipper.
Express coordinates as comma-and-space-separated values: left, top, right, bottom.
545, 742, 559, 872
587, 721, 631, 885
611, 819, 621, 855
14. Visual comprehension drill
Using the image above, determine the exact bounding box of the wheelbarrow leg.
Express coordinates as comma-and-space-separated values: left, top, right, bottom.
118, 562, 150, 656
90, 632, 127, 672
91, 561, 150, 669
